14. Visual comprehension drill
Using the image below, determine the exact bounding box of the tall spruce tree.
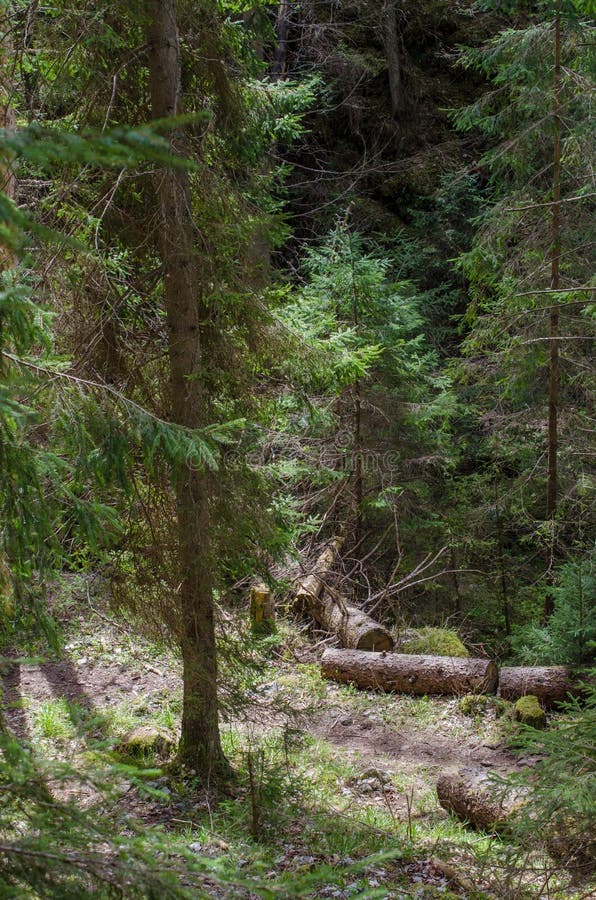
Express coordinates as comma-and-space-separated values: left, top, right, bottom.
144, 0, 226, 776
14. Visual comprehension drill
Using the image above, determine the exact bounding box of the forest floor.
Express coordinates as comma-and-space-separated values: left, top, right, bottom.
1, 581, 585, 899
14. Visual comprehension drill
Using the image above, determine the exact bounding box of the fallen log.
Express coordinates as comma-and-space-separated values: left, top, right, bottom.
321, 648, 498, 695
295, 539, 343, 606
296, 541, 393, 652
311, 594, 394, 651
499, 666, 585, 708
437, 767, 526, 831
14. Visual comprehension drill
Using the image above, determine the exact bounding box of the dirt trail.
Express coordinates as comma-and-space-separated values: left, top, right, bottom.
312, 705, 519, 775
2, 655, 519, 778
2, 658, 178, 740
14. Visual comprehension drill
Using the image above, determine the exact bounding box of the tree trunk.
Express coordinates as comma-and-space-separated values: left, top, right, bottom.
295, 539, 344, 607
0, 8, 16, 268
544, 0, 562, 616
272, 0, 290, 77
437, 768, 526, 831
499, 665, 585, 708
145, 0, 227, 778
313, 594, 394, 651
321, 648, 498, 695
296, 541, 393, 651
494, 480, 511, 635
383, 1, 403, 118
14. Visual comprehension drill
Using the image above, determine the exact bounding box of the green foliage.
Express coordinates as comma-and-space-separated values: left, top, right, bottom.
508, 682, 596, 867
387, 173, 487, 353
511, 560, 596, 665
0, 731, 202, 898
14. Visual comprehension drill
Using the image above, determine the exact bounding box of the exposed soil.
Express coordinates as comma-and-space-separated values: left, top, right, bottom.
312, 704, 519, 776
0, 642, 548, 898
2, 657, 179, 741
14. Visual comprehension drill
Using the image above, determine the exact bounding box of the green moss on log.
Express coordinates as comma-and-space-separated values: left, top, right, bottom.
400, 627, 470, 658
513, 695, 546, 729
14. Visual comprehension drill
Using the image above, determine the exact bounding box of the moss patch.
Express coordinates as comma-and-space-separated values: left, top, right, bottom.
458, 694, 490, 716
399, 627, 470, 658
513, 695, 546, 729
117, 724, 176, 758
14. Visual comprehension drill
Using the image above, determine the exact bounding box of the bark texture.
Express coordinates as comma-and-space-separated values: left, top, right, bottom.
383, 0, 403, 118
250, 583, 275, 633
499, 666, 584, 708
321, 649, 498, 695
272, 0, 290, 77
295, 541, 343, 607
437, 768, 526, 831
0, 12, 16, 268
296, 542, 393, 651
545, 0, 562, 617
145, 0, 226, 777
313, 595, 394, 651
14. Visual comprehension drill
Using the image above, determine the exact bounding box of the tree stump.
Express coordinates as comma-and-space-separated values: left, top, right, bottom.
250, 583, 276, 635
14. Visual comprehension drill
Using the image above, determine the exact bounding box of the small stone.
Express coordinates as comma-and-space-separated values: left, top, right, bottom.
340, 716, 353, 726
187, 842, 203, 853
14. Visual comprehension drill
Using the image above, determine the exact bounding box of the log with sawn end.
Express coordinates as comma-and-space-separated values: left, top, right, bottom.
321, 648, 498, 695
437, 767, 527, 831
295, 541, 393, 651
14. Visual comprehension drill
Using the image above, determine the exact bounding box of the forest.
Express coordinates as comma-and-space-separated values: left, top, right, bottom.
0, 0, 594, 897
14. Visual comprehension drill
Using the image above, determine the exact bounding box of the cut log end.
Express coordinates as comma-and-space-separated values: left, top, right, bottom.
294, 539, 393, 652
355, 628, 394, 652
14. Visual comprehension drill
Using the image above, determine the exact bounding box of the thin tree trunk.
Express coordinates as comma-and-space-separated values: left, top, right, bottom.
349, 233, 363, 544
383, 0, 403, 119
145, 0, 227, 777
544, 0, 561, 617
494, 480, 510, 635
272, 0, 290, 77
0, 8, 16, 269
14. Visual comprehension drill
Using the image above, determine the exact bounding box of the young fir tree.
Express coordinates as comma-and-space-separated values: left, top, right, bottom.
274, 221, 455, 614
